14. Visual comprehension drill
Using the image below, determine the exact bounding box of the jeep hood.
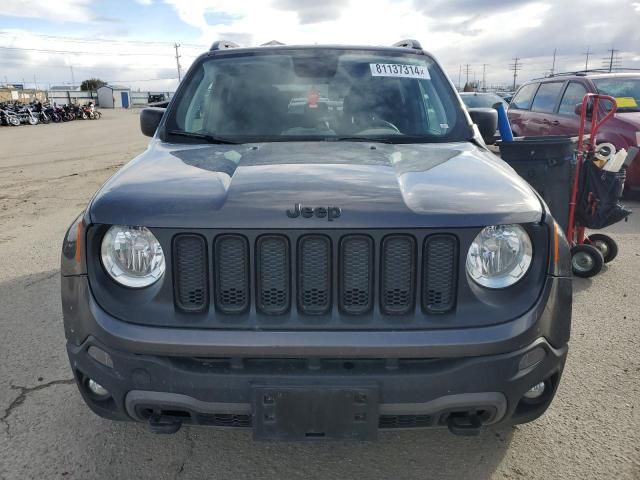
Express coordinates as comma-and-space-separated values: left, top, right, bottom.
89, 140, 543, 229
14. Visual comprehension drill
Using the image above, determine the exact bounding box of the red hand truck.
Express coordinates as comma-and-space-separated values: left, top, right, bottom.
566, 93, 619, 277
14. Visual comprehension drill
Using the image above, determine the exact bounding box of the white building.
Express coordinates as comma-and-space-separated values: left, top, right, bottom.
97, 85, 131, 108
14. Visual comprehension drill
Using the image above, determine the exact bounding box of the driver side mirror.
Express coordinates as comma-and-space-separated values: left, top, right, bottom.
467, 108, 498, 145
574, 102, 593, 118
140, 107, 166, 137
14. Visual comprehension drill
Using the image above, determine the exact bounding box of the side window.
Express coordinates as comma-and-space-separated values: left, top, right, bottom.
531, 82, 565, 113
558, 82, 588, 115
510, 83, 538, 110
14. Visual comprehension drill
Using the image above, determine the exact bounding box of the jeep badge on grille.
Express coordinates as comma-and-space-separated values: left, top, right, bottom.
286, 203, 341, 221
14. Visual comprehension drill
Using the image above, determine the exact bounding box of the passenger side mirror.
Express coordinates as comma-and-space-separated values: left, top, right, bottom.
467, 108, 498, 145
140, 107, 166, 137
574, 102, 593, 118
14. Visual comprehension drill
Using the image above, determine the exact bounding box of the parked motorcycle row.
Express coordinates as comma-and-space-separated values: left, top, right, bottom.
0, 101, 102, 126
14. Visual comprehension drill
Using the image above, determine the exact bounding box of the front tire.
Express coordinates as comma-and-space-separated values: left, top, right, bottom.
571, 244, 604, 278
587, 234, 618, 263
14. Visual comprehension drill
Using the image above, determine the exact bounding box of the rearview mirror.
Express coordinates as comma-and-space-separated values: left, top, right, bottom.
467, 108, 498, 145
140, 107, 165, 137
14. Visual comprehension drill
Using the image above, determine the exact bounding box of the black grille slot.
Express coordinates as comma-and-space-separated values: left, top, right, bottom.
196, 413, 252, 428
214, 235, 249, 314
379, 414, 433, 429
173, 234, 208, 312
381, 235, 416, 315
298, 235, 331, 315
256, 235, 290, 315
340, 235, 373, 315
423, 235, 458, 313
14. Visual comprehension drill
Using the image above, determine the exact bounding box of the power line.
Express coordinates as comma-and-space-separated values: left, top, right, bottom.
509, 57, 522, 90
0, 31, 207, 49
0, 45, 175, 57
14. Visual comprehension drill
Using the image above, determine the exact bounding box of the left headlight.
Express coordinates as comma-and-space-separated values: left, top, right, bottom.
101, 225, 165, 288
466, 224, 533, 289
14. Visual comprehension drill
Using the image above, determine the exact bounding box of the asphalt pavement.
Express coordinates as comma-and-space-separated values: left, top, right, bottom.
0, 110, 638, 479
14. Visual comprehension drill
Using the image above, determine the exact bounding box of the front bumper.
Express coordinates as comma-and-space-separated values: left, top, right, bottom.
68, 335, 567, 433
62, 274, 571, 434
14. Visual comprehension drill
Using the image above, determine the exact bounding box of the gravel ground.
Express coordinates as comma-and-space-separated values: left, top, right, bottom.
0, 110, 638, 479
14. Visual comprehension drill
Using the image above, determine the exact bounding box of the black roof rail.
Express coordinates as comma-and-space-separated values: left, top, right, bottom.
261, 40, 285, 46
210, 40, 240, 51
536, 67, 640, 79
392, 39, 422, 50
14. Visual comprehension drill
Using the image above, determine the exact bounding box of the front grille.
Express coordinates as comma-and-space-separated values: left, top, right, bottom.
423, 235, 458, 314
173, 235, 208, 312
172, 231, 459, 325
256, 235, 290, 315
298, 235, 331, 315
214, 235, 249, 314
381, 235, 416, 315
339, 235, 373, 315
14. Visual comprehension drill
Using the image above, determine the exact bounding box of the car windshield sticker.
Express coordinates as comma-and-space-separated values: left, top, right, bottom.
370, 63, 430, 79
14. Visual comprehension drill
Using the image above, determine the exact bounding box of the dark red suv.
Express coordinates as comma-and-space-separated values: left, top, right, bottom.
508, 73, 640, 191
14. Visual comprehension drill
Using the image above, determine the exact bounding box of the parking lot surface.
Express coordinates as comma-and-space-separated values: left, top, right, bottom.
0, 110, 638, 479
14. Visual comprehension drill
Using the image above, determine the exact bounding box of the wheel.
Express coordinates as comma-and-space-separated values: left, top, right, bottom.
9, 116, 20, 126
28, 116, 38, 125
587, 234, 618, 263
571, 244, 604, 278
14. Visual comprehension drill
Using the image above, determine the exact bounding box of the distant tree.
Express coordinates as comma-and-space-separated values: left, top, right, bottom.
80, 78, 106, 91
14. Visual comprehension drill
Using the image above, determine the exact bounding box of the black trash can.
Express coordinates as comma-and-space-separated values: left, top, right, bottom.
498, 136, 575, 233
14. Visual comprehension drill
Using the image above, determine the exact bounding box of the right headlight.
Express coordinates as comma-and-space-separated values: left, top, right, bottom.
101, 225, 165, 288
466, 224, 533, 289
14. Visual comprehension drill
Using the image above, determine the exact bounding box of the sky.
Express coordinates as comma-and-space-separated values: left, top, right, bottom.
1, 0, 639, 92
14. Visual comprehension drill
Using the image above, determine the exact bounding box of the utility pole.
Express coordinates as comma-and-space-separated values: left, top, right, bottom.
482, 63, 488, 92
174, 43, 182, 82
602, 48, 620, 73
69, 65, 75, 86
464, 64, 471, 87
550, 48, 557, 76
509, 57, 522, 91
33, 74, 38, 91
583, 47, 591, 72
458, 64, 462, 91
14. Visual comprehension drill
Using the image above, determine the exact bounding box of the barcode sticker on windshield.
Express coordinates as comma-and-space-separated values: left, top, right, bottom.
370, 63, 430, 79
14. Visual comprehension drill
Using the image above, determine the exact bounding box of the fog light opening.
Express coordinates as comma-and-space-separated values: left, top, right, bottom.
523, 381, 546, 400
86, 378, 110, 398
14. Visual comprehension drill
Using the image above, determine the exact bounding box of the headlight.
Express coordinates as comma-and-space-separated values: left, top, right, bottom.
101, 226, 165, 288
466, 224, 532, 289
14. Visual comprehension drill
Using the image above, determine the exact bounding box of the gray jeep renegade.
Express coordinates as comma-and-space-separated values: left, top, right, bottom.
61, 40, 572, 440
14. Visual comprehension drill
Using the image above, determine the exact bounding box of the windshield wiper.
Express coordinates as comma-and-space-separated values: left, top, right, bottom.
328, 136, 395, 144
168, 130, 239, 144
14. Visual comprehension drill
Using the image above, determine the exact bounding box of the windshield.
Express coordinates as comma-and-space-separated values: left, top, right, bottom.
167, 49, 470, 143
593, 77, 640, 111
460, 93, 507, 109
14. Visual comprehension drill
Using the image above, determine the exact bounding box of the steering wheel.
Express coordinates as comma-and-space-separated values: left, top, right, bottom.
367, 117, 401, 133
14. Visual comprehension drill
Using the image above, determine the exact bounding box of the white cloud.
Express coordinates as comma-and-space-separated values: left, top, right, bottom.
0, 0, 94, 22
136, 0, 153, 5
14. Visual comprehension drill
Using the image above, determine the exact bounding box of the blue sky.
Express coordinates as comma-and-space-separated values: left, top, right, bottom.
1, 0, 639, 91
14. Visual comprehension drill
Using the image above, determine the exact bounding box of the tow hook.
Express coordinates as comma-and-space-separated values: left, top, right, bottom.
446, 412, 483, 436
147, 412, 182, 434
